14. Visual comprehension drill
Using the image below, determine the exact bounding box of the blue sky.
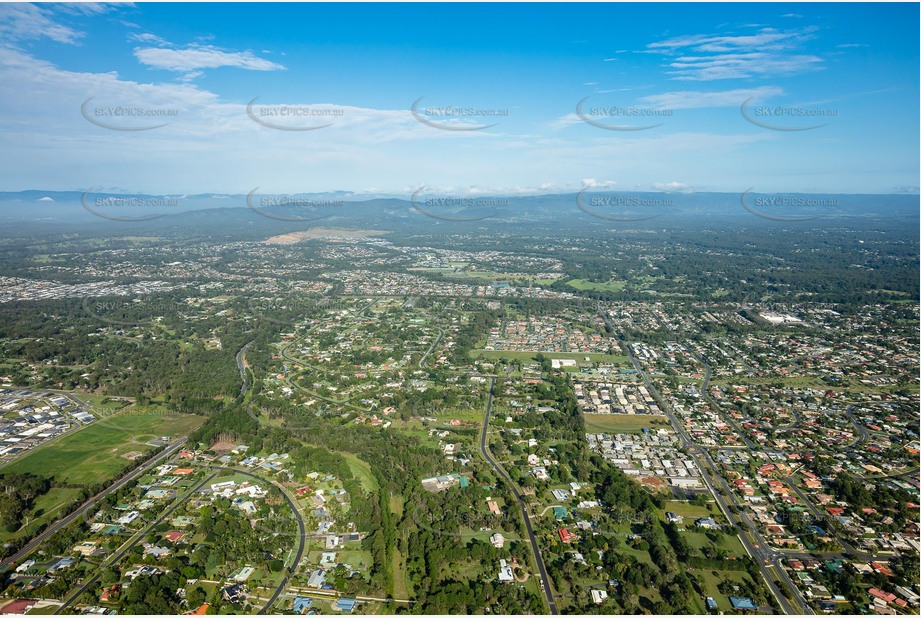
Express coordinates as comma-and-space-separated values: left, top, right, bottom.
0, 2, 918, 195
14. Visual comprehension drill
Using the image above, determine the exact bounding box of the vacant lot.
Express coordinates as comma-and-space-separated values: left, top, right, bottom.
336, 450, 379, 492
0, 487, 85, 546
3, 407, 204, 486
582, 413, 670, 434
565, 278, 627, 292
691, 568, 758, 612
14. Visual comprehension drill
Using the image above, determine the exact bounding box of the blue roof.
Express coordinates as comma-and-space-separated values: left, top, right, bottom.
729, 597, 757, 610
337, 598, 357, 612
293, 597, 313, 613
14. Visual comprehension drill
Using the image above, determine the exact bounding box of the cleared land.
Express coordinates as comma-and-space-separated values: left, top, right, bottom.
565, 278, 627, 292
582, 413, 670, 434
2, 407, 204, 486
264, 228, 387, 244
336, 450, 379, 492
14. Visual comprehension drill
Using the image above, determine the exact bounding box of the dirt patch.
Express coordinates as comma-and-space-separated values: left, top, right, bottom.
263, 228, 387, 244
210, 439, 236, 453
638, 475, 666, 490
122, 451, 143, 460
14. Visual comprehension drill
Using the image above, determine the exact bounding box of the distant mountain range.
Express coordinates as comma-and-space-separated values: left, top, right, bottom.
0, 189, 917, 237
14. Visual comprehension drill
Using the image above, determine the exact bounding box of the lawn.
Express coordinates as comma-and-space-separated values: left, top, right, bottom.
2, 408, 204, 486
389, 495, 403, 518
335, 450, 379, 492
336, 549, 374, 570
565, 278, 627, 292
582, 413, 670, 434
391, 546, 412, 600
659, 500, 716, 520
683, 529, 747, 558
0, 487, 85, 545
691, 567, 759, 612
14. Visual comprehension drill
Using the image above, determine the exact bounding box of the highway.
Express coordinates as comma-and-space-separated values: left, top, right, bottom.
52, 463, 306, 614
55, 468, 218, 614
622, 342, 807, 615
0, 437, 189, 574
478, 377, 559, 615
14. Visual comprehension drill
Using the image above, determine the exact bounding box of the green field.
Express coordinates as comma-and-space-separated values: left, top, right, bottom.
3, 407, 204, 486
691, 568, 759, 612
660, 500, 716, 520
391, 546, 412, 600
336, 450, 379, 492
0, 487, 86, 545
683, 530, 747, 557
565, 278, 627, 292
582, 413, 670, 434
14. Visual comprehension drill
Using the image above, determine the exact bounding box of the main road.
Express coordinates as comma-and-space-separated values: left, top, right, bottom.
622, 342, 808, 615
55, 467, 218, 614
478, 377, 558, 615
0, 437, 189, 574
237, 339, 255, 397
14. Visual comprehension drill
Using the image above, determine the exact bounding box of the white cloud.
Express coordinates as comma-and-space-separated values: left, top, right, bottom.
668, 51, 822, 81
549, 112, 583, 130
651, 181, 692, 193
639, 86, 783, 110
581, 179, 617, 189
55, 3, 116, 16
0, 3, 83, 44
134, 44, 286, 74
129, 32, 170, 46
646, 27, 823, 81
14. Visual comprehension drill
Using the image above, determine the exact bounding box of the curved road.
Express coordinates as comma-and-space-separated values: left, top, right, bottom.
237, 339, 256, 397
478, 377, 558, 615
218, 467, 307, 614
